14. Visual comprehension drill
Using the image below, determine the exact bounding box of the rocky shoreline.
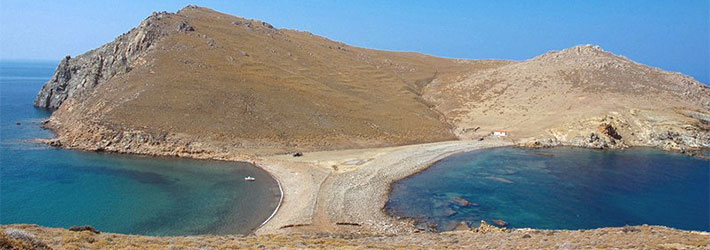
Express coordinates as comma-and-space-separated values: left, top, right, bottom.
35, 96, 710, 235
32, 126, 709, 234
515, 110, 710, 158
13, 119, 709, 249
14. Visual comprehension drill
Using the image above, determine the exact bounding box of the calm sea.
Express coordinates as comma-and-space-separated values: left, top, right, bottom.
386, 147, 709, 231
0, 60, 281, 236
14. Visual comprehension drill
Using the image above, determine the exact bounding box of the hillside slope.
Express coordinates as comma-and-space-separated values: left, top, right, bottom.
37, 6, 509, 155
424, 45, 709, 152
36, 6, 709, 156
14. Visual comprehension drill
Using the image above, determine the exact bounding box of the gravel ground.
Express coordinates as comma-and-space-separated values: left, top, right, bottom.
3, 224, 708, 249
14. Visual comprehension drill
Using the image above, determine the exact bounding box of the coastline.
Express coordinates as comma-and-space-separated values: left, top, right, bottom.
305, 139, 512, 234
253, 161, 285, 233
13, 131, 710, 247
37, 124, 512, 234
4, 5, 708, 247
32, 131, 710, 235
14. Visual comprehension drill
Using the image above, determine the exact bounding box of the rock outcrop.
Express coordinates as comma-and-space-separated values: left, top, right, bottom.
521, 110, 710, 156
34, 11, 189, 109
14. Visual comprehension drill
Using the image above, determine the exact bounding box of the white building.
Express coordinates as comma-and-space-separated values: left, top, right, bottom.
492, 130, 508, 137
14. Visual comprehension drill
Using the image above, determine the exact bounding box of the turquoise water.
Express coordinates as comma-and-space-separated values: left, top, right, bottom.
0, 61, 281, 236
386, 147, 709, 231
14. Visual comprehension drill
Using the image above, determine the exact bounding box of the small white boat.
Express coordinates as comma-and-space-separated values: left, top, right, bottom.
244, 176, 256, 181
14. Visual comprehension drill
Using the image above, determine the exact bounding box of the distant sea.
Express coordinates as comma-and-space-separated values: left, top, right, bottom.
0, 60, 281, 236
387, 147, 710, 232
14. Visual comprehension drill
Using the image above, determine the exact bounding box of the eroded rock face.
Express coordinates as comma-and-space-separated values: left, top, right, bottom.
34, 11, 186, 109
521, 110, 710, 156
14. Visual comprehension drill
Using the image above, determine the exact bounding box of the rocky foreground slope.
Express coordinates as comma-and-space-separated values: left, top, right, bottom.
3, 224, 709, 249
35, 6, 709, 158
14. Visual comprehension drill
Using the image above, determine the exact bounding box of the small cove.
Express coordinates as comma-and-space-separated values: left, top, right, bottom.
386, 147, 710, 232
0, 61, 281, 236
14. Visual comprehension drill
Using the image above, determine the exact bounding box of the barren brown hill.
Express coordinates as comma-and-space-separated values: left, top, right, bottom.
425, 45, 710, 152
36, 5, 708, 157
36, 6, 510, 156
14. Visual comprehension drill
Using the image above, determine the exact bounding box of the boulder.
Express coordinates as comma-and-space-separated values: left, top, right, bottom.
453, 221, 470, 231
474, 220, 505, 233
68, 225, 100, 234
177, 20, 195, 32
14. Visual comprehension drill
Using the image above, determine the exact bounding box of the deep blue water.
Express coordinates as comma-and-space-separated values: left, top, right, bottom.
0, 61, 281, 236
386, 147, 710, 232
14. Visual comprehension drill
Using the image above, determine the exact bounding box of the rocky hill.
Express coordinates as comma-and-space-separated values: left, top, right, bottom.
36, 6, 709, 157
425, 44, 710, 153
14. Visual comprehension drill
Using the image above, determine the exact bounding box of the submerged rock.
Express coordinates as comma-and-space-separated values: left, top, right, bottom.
486, 176, 514, 184
443, 208, 457, 216
452, 197, 471, 207
492, 219, 509, 227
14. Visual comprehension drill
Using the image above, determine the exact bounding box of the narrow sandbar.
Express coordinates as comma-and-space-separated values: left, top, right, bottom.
254, 139, 511, 234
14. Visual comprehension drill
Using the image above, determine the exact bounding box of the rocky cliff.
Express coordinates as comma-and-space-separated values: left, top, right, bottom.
34, 11, 193, 109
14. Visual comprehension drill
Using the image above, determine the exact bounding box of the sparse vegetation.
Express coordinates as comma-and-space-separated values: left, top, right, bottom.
2, 224, 708, 249
25, 5, 710, 249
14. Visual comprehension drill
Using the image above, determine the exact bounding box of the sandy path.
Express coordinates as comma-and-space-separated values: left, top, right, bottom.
255, 139, 511, 234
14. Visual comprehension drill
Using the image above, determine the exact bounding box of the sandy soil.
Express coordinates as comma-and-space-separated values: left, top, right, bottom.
254, 139, 512, 234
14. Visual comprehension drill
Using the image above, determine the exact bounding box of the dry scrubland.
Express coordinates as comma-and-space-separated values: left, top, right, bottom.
36, 6, 708, 158
2, 224, 709, 249
17, 4, 710, 249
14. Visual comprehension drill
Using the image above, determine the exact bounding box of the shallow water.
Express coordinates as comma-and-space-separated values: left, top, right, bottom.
0, 61, 281, 236
386, 147, 709, 231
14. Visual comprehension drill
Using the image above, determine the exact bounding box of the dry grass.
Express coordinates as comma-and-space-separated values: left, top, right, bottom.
47, 7, 708, 158
52, 6, 512, 156
2, 224, 708, 249
424, 44, 709, 147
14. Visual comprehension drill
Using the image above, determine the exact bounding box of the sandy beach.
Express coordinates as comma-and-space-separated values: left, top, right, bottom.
253, 139, 512, 234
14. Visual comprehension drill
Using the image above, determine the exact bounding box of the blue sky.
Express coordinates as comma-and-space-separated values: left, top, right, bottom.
1, 0, 708, 83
